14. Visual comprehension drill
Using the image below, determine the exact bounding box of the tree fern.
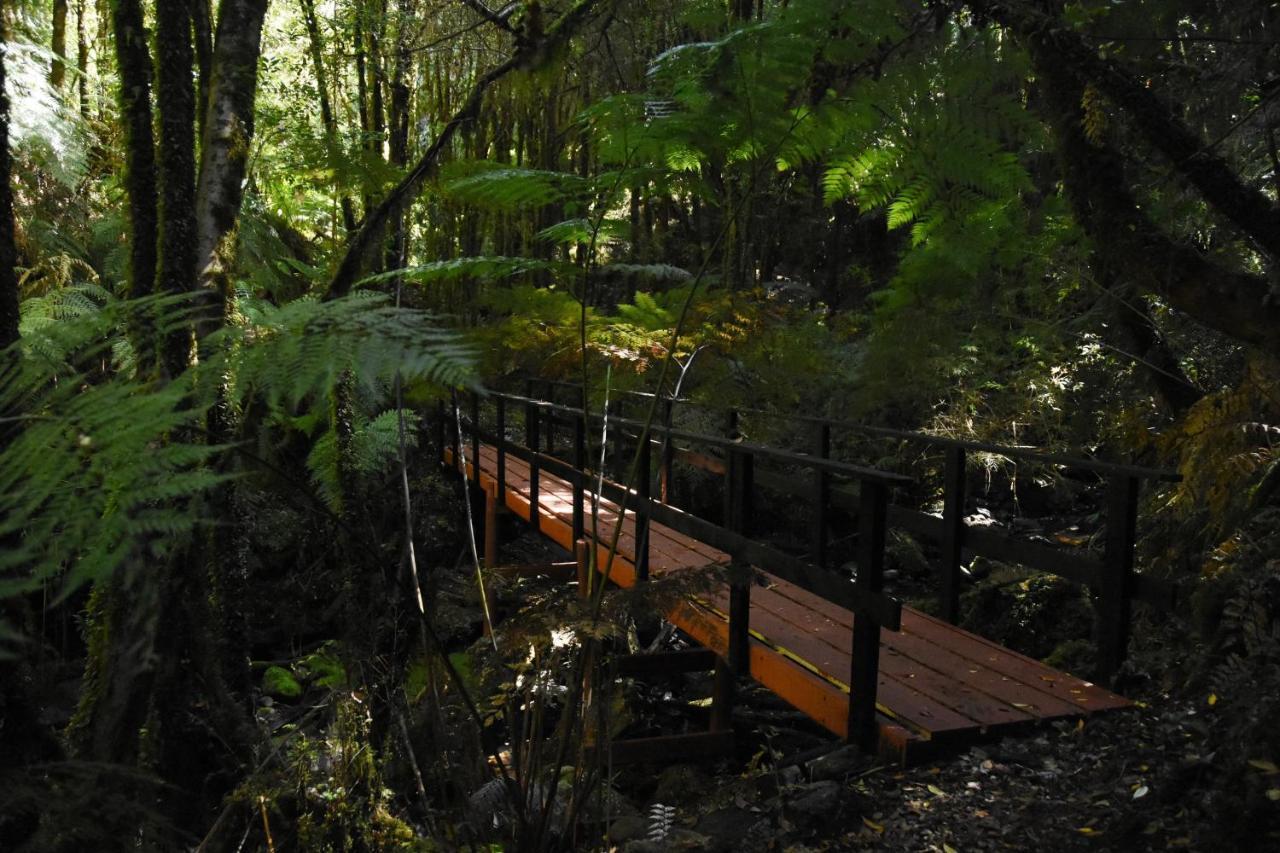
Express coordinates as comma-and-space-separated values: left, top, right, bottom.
1, 291, 476, 638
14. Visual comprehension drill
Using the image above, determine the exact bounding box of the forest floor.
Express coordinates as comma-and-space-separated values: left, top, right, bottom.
475, 523, 1216, 853
599, 683, 1209, 852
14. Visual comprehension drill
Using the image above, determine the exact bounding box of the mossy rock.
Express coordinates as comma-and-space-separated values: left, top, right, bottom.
961, 574, 1093, 661
262, 665, 303, 699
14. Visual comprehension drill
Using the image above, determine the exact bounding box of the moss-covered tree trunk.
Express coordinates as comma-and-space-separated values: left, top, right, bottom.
112, 0, 160, 373
193, 0, 267, 337
191, 0, 212, 139
154, 0, 197, 376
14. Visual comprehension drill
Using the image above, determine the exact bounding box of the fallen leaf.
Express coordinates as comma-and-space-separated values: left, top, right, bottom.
1267, 789, 1280, 801
1208, 693, 1218, 707
1133, 785, 1149, 799
1248, 759, 1280, 774
927, 784, 946, 797
1077, 826, 1098, 836
862, 817, 884, 834
943, 844, 958, 853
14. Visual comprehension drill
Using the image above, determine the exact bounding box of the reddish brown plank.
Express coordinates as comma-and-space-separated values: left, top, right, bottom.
762, 573, 1127, 714
695, 586, 1016, 736
728, 583, 1080, 722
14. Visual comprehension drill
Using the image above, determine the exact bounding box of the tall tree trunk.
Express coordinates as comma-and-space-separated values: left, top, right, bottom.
95, 0, 109, 118
191, 0, 213, 140
154, 0, 197, 376
75, 0, 88, 114
385, 0, 411, 270
368, 0, 386, 159
193, 0, 268, 338
111, 0, 160, 373
51, 0, 68, 88
300, 0, 357, 233
1, 12, 20, 355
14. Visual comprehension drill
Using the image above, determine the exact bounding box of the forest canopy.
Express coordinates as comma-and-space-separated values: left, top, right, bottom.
1, 0, 1279, 850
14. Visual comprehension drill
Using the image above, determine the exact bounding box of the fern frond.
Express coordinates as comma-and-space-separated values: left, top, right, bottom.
358, 257, 565, 288
534, 218, 631, 246
443, 167, 588, 211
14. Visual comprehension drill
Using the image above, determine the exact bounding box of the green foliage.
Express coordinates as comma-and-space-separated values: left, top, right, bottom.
534, 217, 630, 246
359, 256, 566, 289
442, 164, 589, 211
263, 664, 304, 698
0, 291, 476, 635
614, 290, 674, 331
308, 409, 419, 512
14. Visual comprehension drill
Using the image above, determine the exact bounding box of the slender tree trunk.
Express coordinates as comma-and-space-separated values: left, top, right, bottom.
1, 16, 20, 354
95, 0, 108, 118
300, 0, 357, 233
51, 0, 68, 88
193, 0, 268, 338
385, 0, 411, 270
154, 0, 197, 376
353, 3, 370, 139
368, 0, 386, 158
75, 0, 88, 114
191, 0, 213, 140
111, 0, 160, 375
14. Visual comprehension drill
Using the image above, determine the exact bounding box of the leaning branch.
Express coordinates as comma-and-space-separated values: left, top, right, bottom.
324, 0, 602, 300
1026, 23, 1280, 352
971, 0, 1280, 263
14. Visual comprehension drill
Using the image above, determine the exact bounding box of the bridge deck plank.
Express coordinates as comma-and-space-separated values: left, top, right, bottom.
447, 443, 1130, 757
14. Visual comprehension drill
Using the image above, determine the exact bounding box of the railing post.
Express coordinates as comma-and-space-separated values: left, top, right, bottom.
575, 538, 591, 599
939, 445, 966, 624
611, 397, 626, 481
727, 561, 751, 676
636, 435, 652, 581
483, 479, 499, 569
660, 397, 674, 504
849, 480, 888, 752
724, 447, 754, 533
451, 393, 463, 477
495, 396, 506, 497
435, 398, 446, 465
469, 392, 481, 485
543, 381, 555, 454
526, 398, 540, 534
572, 414, 585, 544
812, 422, 830, 568
1098, 474, 1139, 685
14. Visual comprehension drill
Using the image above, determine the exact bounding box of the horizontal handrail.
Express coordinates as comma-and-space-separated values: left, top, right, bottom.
489, 390, 912, 487
523, 377, 1181, 482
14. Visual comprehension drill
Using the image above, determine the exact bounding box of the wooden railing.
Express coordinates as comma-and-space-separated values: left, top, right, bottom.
517, 378, 1181, 684
437, 387, 911, 750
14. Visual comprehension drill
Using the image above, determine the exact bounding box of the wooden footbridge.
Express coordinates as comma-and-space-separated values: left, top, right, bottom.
437, 384, 1178, 762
